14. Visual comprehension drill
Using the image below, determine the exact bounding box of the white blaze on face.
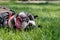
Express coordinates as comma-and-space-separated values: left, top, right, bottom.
28, 20, 36, 26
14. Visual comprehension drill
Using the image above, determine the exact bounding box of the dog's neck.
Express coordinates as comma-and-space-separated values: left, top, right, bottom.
4, 12, 13, 25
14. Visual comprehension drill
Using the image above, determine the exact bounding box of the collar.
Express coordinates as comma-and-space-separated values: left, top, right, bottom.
6, 12, 12, 25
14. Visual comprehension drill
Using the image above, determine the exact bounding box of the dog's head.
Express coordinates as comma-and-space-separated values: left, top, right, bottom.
19, 12, 36, 29
8, 12, 36, 30
12, 12, 29, 30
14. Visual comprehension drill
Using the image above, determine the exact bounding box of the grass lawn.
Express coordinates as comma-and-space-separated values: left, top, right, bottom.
0, 2, 60, 40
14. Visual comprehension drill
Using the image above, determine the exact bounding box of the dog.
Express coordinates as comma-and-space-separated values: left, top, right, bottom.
0, 6, 41, 30
0, 6, 15, 26
8, 12, 36, 30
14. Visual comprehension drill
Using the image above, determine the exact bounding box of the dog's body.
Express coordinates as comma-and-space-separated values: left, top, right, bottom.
0, 6, 15, 26
0, 6, 36, 30
8, 12, 36, 30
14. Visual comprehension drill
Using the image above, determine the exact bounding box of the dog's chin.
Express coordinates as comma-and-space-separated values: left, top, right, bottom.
15, 25, 22, 30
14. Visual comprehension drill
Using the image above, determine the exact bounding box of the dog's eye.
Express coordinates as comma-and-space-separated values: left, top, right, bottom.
22, 19, 28, 23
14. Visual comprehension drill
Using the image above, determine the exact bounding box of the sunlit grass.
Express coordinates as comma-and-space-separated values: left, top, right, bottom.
0, 2, 60, 40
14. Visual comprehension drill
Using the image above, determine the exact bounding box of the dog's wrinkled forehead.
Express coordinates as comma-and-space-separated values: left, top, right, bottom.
18, 12, 29, 22
19, 12, 27, 17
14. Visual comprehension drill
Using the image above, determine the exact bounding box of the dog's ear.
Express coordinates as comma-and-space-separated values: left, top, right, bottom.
34, 15, 38, 19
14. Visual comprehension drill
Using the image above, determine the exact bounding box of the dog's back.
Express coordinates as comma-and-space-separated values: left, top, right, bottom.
0, 6, 15, 26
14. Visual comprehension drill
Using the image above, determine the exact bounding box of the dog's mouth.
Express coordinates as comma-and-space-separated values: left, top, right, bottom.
14, 17, 22, 29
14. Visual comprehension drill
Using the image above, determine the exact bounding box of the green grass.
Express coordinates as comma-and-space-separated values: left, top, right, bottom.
0, 2, 60, 40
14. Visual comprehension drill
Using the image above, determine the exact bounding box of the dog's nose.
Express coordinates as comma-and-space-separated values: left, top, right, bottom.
32, 25, 36, 29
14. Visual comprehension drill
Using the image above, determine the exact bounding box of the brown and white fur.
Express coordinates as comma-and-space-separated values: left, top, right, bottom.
0, 6, 15, 26
8, 12, 36, 30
